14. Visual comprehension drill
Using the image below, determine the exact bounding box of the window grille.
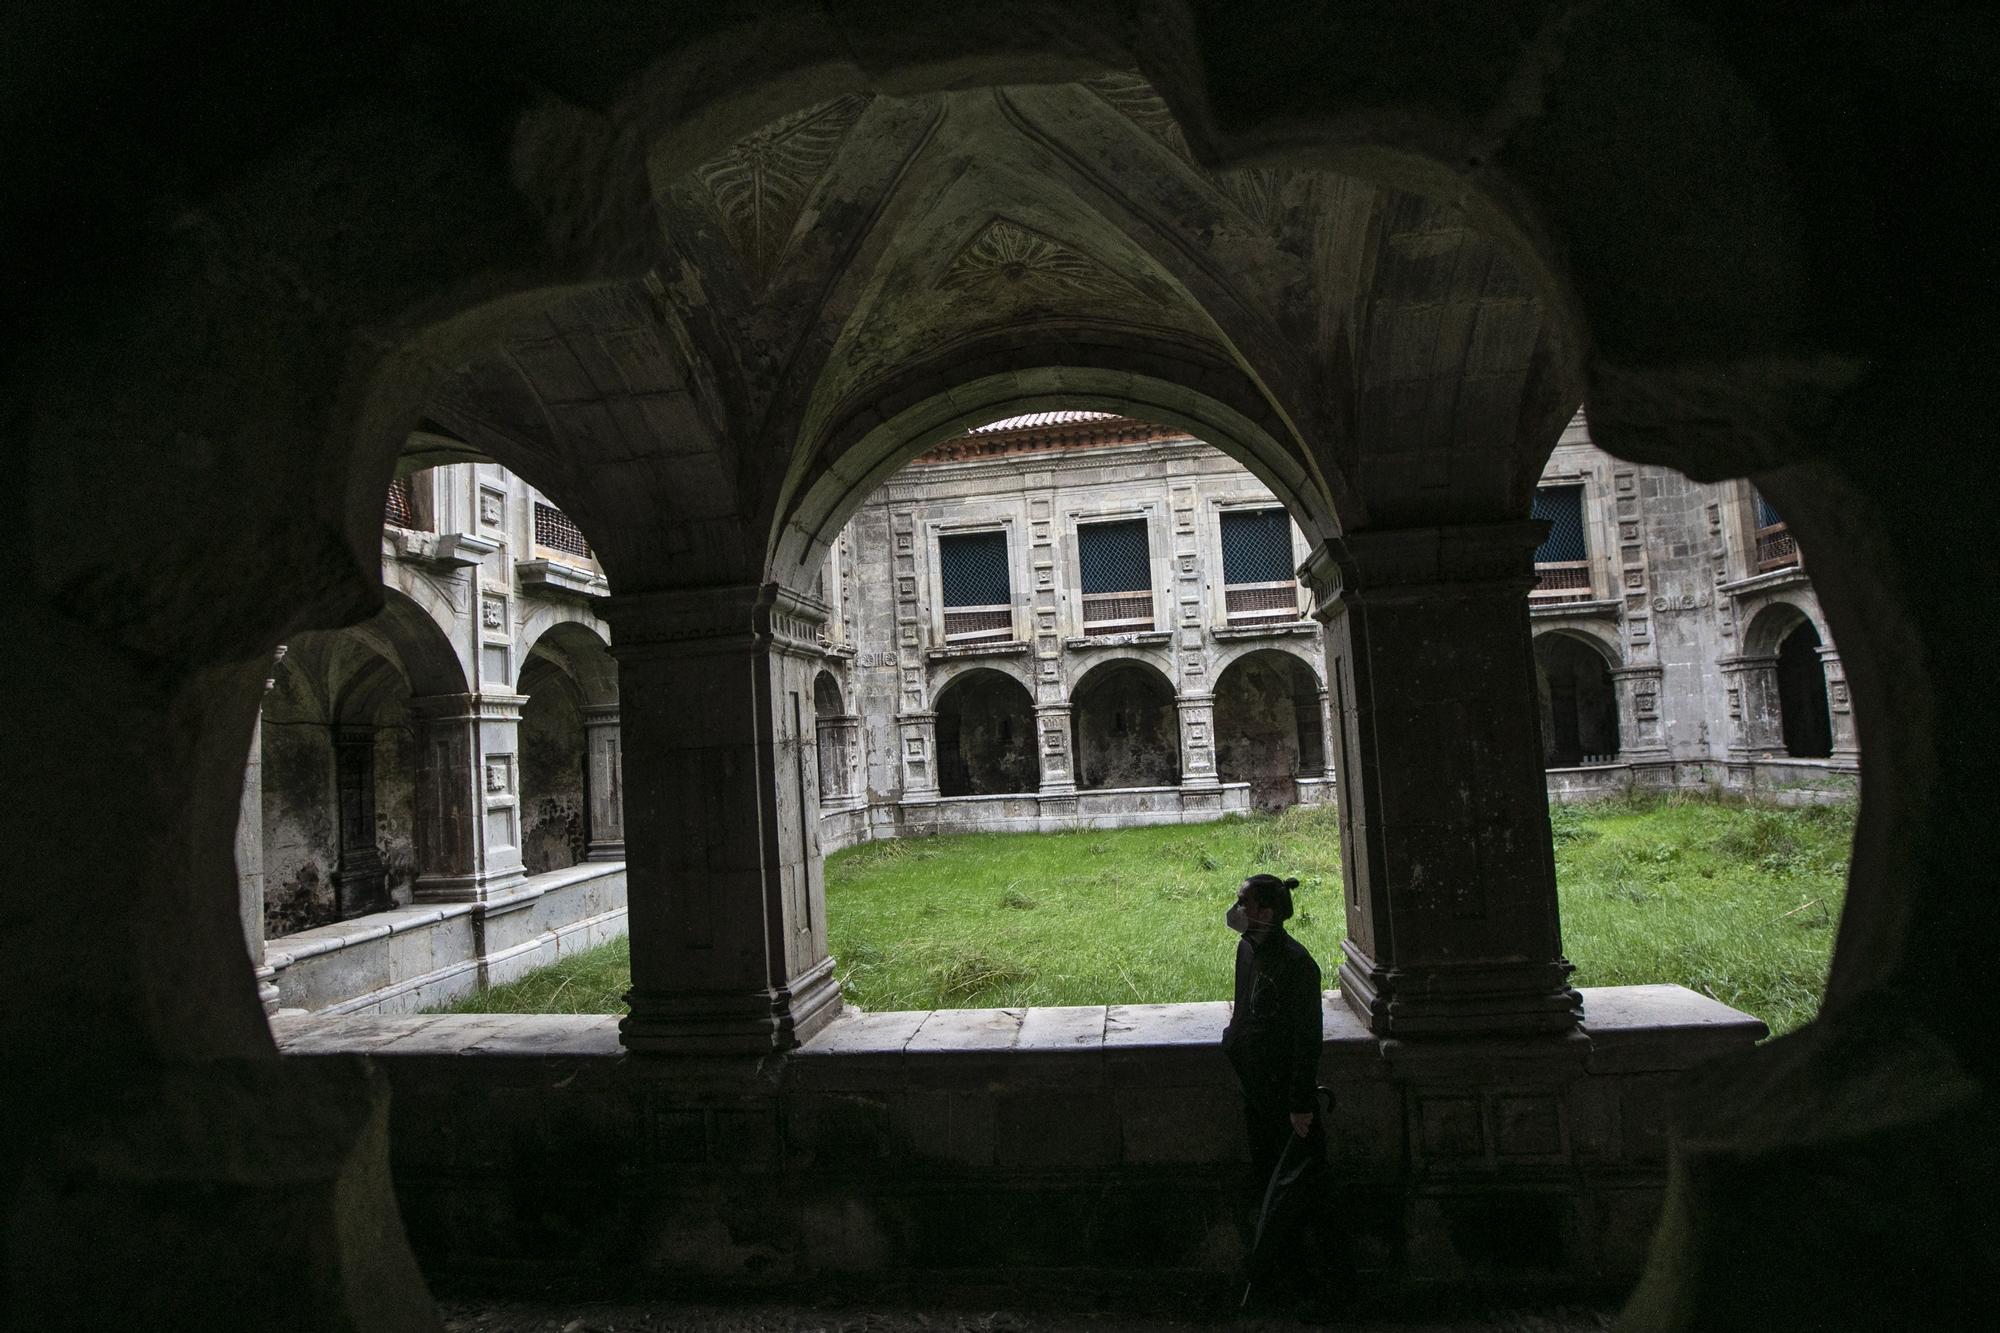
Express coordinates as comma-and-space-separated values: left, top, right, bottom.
383, 477, 416, 529
1752, 490, 1799, 572
1220, 508, 1299, 623
1078, 519, 1154, 633
534, 501, 591, 559
939, 530, 1012, 642
1530, 485, 1593, 604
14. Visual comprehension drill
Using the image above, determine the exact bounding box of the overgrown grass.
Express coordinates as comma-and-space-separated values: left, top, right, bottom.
440, 795, 1852, 1035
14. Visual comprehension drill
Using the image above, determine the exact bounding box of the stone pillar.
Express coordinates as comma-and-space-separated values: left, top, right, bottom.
1176, 694, 1220, 789
897, 710, 940, 803
604, 583, 842, 1054
234, 668, 281, 1014
1034, 702, 1076, 796
409, 693, 503, 902
1818, 645, 1861, 765
1307, 523, 1580, 1038
582, 703, 626, 861
816, 713, 862, 808
1610, 663, 1672, 763
1718, 654, 1785, 758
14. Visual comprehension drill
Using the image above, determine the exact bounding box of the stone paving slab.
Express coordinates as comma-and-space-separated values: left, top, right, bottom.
905, 1007, 1027, 1054
1104, 1001, 1230, 1047
1015, 1005, 1107, 1051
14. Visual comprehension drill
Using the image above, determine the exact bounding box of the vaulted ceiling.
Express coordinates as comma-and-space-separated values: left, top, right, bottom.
430, 77, 1577, 589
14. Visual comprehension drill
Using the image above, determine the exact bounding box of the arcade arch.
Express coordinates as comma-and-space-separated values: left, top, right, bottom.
1070, 658, 1180, 791
934, 668, 1037, 797
1533, 631, 1621, 767
1212, 648, 1326, 808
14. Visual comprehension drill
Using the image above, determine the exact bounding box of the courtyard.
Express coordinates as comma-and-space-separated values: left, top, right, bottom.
445, 795, 1851, 1037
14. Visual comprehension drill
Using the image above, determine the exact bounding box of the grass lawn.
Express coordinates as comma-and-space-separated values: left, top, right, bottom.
440, 794, 1852, 1036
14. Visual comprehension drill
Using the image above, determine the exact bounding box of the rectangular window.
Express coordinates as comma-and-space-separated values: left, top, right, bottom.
1219, 507, 1300, 624
1530, 484, 1592, 603
938, 530, 1012, 642
1078, 518, 1155, 633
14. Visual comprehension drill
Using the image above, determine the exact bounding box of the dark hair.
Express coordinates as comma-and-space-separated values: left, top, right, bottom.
1242, 873, 1300, 922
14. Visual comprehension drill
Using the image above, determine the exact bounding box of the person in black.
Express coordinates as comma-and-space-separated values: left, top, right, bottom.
1220, 872, 1328, 1310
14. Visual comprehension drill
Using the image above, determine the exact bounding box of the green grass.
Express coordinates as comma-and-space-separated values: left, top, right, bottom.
438, 795, 1853, 1035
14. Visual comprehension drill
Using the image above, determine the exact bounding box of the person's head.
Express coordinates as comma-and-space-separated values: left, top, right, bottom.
1230, 873, 1299, 934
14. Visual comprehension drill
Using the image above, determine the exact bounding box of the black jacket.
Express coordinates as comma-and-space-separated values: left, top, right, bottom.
1221, 925, 1324, 1114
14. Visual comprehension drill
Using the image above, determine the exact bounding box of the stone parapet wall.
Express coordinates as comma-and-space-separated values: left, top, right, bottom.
1545, 759, 1858, 806
274, 983, 1758, 1295
267, 861, 627, 1014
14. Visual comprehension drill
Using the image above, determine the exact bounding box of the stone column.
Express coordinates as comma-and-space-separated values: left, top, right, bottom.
234, 661, 281, 1014
475, 692, 528, 891
1718, 654, 1785, 758
1818, 645, 1861, 765
1307, 522, 1580, 1038
1177, 693, 1223, 816
897, 710, 940, 803
582, 702, 626, 861
604, 583, 843, 1054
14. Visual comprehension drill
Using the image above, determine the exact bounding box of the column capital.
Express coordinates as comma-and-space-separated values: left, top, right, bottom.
604, 582, 830, 661
580, 702, 621, 726
1304, 520, 1546, 616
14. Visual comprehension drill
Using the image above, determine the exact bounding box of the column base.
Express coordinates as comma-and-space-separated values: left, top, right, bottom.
585, 841, 626, 863
412, 869, 526, 904
621, 955, 844, 1055
1340, 940, 1581, 1037
255, 963, 281, 1016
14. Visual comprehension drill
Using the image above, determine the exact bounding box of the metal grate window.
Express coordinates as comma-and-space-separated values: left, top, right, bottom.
534, 501, 591, 559
938, 531, 1010, 607
1078, 519, 1151, 595
384, 477, 416, 529
1220, 508, 1294, 585
1532, 485, 1588, 564
1755, 490, 1785, 530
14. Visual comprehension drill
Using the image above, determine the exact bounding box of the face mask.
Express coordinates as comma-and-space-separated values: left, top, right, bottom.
1225, 903, 1250, 934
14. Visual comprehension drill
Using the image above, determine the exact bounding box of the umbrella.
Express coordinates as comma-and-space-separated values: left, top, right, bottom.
1241, 1087, 1333, 1311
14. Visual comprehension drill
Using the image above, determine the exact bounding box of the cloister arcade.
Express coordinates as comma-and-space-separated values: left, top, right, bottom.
8, 5, 1994, 1330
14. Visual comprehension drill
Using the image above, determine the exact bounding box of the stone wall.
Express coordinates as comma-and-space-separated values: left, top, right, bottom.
520, 675, 587, 874
274, 984, 1762, 1295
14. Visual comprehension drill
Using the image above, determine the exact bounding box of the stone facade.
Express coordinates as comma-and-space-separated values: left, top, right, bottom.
816, 411, 1855, 854
240, 459, 628, 1014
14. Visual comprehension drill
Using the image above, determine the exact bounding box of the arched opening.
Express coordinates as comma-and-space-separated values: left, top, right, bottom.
517, 622, 620, 873
258, 586, 468, 935
934, 669, 1036, 796
1778, 620, 1834, 759
1070, 659, 1179, 791
1534, 632, 1621, 767
1213, 649, 1325, 809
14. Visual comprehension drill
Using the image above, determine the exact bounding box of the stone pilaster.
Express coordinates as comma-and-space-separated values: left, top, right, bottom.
1034, 702, 1076, 796
1308, 522, 1580, 1038
604, 582, 842, 1055
1718, 654, 1785, 759
581, 703, 626, 861
1610, 663, 1671, 763
330, 723, 389, 917
1818, 646, 1861, 765
1176, 694, 1220, 790
897, 710, 940, 803
409, 692, 522, 903
815, 713, 863, 808
234, 660, 281, 1014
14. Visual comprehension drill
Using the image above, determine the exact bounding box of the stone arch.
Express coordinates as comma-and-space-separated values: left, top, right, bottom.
931, 654, 1036, 702
1069, 657, 1180, 791
768, 361, 1346, 593
1210, 638, 1325, 690
1533, 630, 1621, 767
1213, 648, 1326, 809
1743, 598, 1829, 658
934, 668, 1037, 797
516, 618, 617, 709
